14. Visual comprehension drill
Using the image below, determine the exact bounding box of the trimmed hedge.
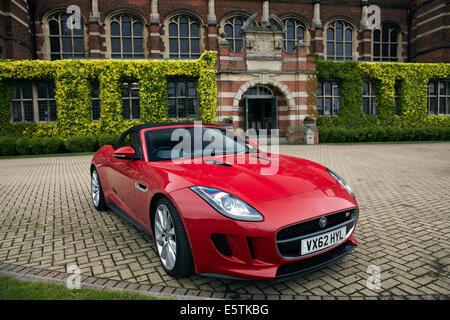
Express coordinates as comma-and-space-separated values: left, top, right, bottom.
318, 126, 450, 143
0, 136, 15, 156
0, 134, 120, 156
15, 136, 31, 155
1, 129, 449, 156
65, 136, 97, 153
98, 134, 121, 148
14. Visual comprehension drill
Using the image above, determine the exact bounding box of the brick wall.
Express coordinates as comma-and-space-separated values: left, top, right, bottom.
410, 0, 449, 63
0, 0, 33, 59
1, 0, 448, 62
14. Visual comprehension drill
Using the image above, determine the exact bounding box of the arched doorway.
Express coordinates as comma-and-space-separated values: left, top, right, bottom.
243, 85, 277, 133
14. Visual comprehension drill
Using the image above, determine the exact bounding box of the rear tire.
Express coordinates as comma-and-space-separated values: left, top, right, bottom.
153, 197, 194, 277
91, 167, 107, 211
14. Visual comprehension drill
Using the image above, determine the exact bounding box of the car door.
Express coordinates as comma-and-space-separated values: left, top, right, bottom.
108, 132, 143, 222
127, 132, 150, 226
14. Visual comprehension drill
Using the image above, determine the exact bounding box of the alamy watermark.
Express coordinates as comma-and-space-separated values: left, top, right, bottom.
66, 264, 81, 290
366, 5, 381, 30
168, 122, 280, 175
366, 264, 382, 290
66, 5, 81, 31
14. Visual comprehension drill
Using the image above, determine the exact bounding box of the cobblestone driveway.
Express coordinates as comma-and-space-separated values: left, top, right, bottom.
0, 143, 449, 299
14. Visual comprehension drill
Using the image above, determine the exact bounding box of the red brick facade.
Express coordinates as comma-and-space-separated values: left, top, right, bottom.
0, 0, 448, 143
0, 0, 33, 59
2, 1, 446, 61
410, 0, 450, 62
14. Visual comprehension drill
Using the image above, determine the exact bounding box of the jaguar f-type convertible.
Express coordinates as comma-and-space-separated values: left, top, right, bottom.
90, 123, 358, 281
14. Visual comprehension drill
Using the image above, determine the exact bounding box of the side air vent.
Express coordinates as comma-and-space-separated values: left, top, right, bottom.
211, 233, 232, 257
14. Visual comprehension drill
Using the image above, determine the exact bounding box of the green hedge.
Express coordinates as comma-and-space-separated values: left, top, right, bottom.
0, 137, 15, 156
65, 136, 98, 153
318, 126, 450, 143
0, 52, 217, 138
0, 134, 123, 156
28, 137, 64, 154
316, 60, 450, 128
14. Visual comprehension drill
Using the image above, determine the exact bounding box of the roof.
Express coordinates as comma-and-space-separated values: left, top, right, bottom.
112, 122, 221, 149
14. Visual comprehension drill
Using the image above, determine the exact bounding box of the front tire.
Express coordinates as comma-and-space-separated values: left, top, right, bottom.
153, 197, 194, 277
91, 167, 107, 211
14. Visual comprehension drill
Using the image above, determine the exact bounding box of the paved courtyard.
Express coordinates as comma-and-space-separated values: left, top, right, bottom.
0, 143, 449, 299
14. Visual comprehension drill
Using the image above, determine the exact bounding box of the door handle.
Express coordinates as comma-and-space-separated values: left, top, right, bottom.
134, 181, 148, 192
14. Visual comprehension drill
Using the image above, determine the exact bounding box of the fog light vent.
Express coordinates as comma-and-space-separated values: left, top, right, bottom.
211, 233, 232, 257
247, 237, 256, 259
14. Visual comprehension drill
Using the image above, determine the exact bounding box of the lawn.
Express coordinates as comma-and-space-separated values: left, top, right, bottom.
0, 275, 160, 300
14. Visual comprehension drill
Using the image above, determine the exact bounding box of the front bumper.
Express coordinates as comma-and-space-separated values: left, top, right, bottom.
169, 186, 359, 281
274, 241, 357, 282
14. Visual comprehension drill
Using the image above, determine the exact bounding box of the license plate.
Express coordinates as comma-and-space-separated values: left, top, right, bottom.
301, 226, 346, 255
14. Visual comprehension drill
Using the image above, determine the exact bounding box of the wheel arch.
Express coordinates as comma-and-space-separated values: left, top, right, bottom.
149, 192, 168, 235
149, 192, 197, 274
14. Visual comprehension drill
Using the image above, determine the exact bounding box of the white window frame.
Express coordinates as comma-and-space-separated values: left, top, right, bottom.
428, 80, 450, 115
317, 80, 341, 116
167, 77, 200, 120
372, 22, 400, 62
281, 17, 307, 54
362, 80, 377, 115
221, 15, 246, 53
10, 82, 57, 123
109, 14, 145, 59
46, 11, 86, 60
324, 20, 355, 61
166, 15, 202, 59
121, 82, 140, 120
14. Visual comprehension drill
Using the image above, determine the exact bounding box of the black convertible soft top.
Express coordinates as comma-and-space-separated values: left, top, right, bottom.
112, 122, 219, 149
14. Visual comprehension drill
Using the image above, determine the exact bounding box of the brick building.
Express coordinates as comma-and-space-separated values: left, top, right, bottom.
0, 0, 448, 142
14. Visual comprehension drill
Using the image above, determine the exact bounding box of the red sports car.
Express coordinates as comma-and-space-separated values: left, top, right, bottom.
90, 123, 358, 281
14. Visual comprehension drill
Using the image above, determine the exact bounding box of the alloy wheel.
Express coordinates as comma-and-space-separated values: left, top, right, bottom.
91, 170, 100, 207
154, 204, 177, 270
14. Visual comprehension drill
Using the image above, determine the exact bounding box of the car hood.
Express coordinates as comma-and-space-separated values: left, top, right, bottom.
148, 153, 339, 203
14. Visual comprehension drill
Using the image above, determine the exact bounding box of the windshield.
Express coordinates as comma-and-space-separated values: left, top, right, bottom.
144, 126, 259, 162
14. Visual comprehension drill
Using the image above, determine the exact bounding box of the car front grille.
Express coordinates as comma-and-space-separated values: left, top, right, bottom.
276, 209, 358, 259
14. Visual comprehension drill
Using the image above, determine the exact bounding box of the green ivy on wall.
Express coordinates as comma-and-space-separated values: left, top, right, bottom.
0, 51, 217, 138
316, 60, 450, 128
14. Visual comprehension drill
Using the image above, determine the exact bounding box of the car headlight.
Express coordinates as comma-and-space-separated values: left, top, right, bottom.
190, 186, 264, 221
327, 168, 355, 198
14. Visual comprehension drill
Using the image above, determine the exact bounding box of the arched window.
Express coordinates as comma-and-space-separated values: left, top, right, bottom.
48, 12, 85, 60
223, 16, 245, 52
243, 86, 273, 97
282, 18, 306, 53
168, 15, 201, 59
325, 20, 353, 61
110, 14, 144, 58
373, 22, 399, 62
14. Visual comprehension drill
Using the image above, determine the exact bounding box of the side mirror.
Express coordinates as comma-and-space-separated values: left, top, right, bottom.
113, 146, 138, 160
